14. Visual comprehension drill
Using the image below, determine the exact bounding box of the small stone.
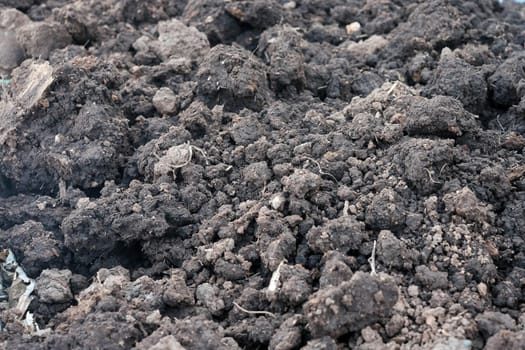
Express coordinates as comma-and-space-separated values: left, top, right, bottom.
477, 282, 488, 298
76, 197, 91, 209
153, 87, 178, 115
283, 1, 296, 9
361, 326, 381, 342
270, 193, 286, 211
346, 22, 361, 35
407, 285, 419, 297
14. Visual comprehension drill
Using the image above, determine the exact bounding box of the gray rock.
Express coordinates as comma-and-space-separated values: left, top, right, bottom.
303, 271, 398, 338
153, 87, 178, 115
36, 269, 73, 304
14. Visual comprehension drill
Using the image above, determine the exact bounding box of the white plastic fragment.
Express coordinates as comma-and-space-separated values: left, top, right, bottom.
368, 240, 377, 276
268, 259, 286, 293
1, 249, 36, 329
270, 193, 285, 211
24, 311, 40, 332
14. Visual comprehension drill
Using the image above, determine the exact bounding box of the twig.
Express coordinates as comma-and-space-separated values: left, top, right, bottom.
232, 302, 276, 318
368, 240, 377, 276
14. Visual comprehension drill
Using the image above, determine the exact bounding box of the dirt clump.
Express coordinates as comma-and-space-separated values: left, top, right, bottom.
1, 0, 525, 349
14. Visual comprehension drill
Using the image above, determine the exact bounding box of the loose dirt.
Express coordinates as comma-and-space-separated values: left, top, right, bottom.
1, 0, 525, 349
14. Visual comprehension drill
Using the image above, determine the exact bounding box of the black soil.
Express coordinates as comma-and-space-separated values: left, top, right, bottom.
1, 0, 525, 349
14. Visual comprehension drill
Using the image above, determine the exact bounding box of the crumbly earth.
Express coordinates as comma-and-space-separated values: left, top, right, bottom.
1, 0, 525, 349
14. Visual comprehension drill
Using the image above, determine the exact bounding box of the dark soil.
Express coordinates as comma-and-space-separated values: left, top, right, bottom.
1, 0, 525, 349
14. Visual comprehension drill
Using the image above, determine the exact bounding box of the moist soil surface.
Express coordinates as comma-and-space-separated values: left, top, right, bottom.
1, 0, 525, 349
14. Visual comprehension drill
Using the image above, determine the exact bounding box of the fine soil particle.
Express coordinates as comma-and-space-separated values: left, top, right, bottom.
1, 1, 525, 349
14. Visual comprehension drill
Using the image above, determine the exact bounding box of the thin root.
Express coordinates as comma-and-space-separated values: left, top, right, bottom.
190, 144, 210, 165
387, 81, 399, 95
496, 114, 505, 132
172, 145, 193, 169
303, 157, 338, 182
232, 302, 276, 318
424, 167, 441, 184
439, 164, 448, 176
